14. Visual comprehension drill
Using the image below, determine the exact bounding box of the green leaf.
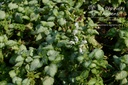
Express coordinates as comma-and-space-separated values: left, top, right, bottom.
106, 28, 117, 37
118, 0, 125, 4
75, 1, 83, 8
44, 64, 57, 77
77, 56, 84, 62
116, 71, 128, 80
57, 18, 66, 26
19, 44, 27, 51
42, 76, 54, 85
22, 16, 30, 20
83, 61, 91, 68
8, 3, 18, 10
15, 13, 23, 23
9, 70, 17, 78
0, 49, 3, 63
41, 21, 55, 27
87, 29, 99, 35
47, 16, 55, 21
15, 55, 24, 62
90, 63, 97, 68
22, 78, 31, 85
124, 39, 128, 47
12, 77, 22, 85
30, 13, 39, 21
113, 55, 120, 64
0, 43, 5, 48
94, 49, 104, 60
6, 40, 17, 47
35, 25, 47, 34
87, 36, 100, 47
47, 50, 59, 61
53, 9, 58, 16
0, 11, 6, 19
46, 35, 54, 44
116, 18, 126, 23
120, 63, 126, 70
102, 10, 111, 17
97, 4, 104, 11
30, 59, 42, 71
0, 81, 7, 85
89, 49, 104, 59
42, 0, 50, 4
91, 68, 98, 74
47, 22, 55, 27
25, 57, 33, 63
87, 18, 98, 27
88, 78, 97, 85
81, 71, 89, 79
120, 78, 127, 85
122, 55, 128, 64
36, 33, 42, 41
29, 0, 38, 5
18, 7, 25, 13
15, 61, 23, 67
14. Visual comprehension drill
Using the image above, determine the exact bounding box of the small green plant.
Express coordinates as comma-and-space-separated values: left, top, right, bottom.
0, 0, 128, 85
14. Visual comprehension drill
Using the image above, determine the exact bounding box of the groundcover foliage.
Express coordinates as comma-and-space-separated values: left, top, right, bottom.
0, 0, 128, 85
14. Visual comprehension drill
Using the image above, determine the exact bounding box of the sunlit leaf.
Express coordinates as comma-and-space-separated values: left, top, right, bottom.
30, 59, 42, 71
12, 77, 22, 85
44, 64, 57, 77
116, 71, 127, 80
22, 78, 31, 85
57, 18, 66, 26
9, 70, 16, 78
8, 3, 18, 10
36, 33, 42, 41
0, 11, 6, 19
42, 76, 54, 85
88, 78, 96, 85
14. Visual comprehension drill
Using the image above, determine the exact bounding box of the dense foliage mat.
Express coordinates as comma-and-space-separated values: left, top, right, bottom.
0, 0, 128, 85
